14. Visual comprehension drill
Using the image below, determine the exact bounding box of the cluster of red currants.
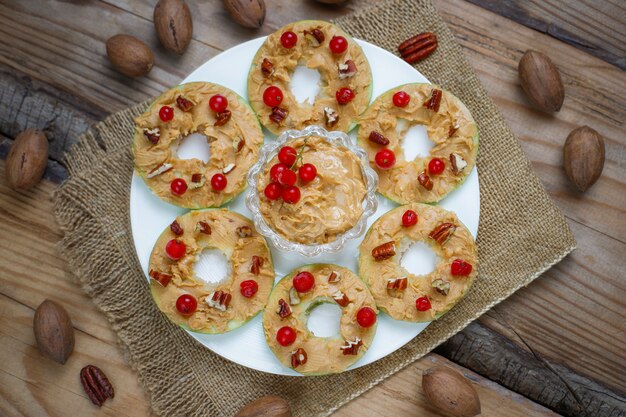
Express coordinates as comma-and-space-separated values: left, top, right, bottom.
263, 145, 317, 205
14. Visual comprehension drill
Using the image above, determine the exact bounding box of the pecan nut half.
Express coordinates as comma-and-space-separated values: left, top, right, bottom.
324, 107, 339, 127
432, 278, 451, 295
338, 59, 357, 79
236, 226, 253, 238
207, 291, 231, 311
328, 271, 341, 283
170, 220, 184, 236
386, 277, 408, 291
147, 162, 173, 179
423, 89, 442, 112
418, 170, 433, 190
80, 365, 114, 407
372, 241, 396, 261
233, 137, 245, 152
250, 256, 263, 276
398, 32, 438, 64
214, 110, 231, 126
450, 153, 467, 175
291, 348, 308, 368
261, 57, 274, 77
429, 223, 456, 245
277, 298, 292, 318
332, 290, 350, 307
189, 173, 206, 189
368, 131, 389, 146
143, 127, 160, 144
149, 269, 172, 287
340, 337, 363, 355
176, 95, 194, 112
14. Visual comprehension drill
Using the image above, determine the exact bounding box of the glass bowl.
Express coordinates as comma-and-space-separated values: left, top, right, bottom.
245, 125, 379, 257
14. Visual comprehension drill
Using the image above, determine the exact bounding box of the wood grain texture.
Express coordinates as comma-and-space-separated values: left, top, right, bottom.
468, 0, 626, 70
0, 0, 625, 416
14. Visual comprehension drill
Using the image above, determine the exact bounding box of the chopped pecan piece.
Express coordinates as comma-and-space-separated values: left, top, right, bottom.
332, 290, 350, 307
418, 170, 433, 190
328, 271, 341, 283
223, 163, 236, 174
189, 173, 206, 189
368, 130, 390, 146
386, 277, 408, 291
291, 348, 307, 368
277, 298, 292, 318
176, 95, 194, 112
261, 57, 274, 76
423, 89, 442, 112
372, 241, 396, 261
233, 137, 245, 152
207, 290, 231, 311
147, 162, 173, 179
80, 365, 114, 407
340, 337, 363, 355
338, 59, 357, 79
143, 127, 160, 144
324, 107, 339, 127
149, 269, 172, 287
236, 226, 253, 238
269, 106, 288, 124
450, 153, 467, 175
304, 29, 324, 46
429, 223, 456, 245
170, 220, 184, 236
214, 110, 231, 126
448, 122, 460, 138
432, 278, 451, 295
195, 221, 211, 235
289, 287, 301, 305
250, 256, 263, 275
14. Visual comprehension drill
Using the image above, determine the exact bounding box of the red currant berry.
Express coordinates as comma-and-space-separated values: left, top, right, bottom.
282, 185, 301, 204
375, 149, 396, 169
278, 146, 298, 165
240, 280, 259, 298
298, 163, 317, 182
416, 296, 432, 312
293, 271, 315, 293
264, 182, 283, 200
402, 210, 418, 227
176, 294, 197, 315
356, 307, 377, 328
159, 105, 174, 122
393, 91, 410, 107
211, 173, 227, 191
428, 158, 445, 175
280, 31, 297, 48
209, 94, 228, 113
170, 178, 187, 196
336, 87, 355, 105
329, 35, 348, 54
277, 168, 296, 186
451, 259, 473, 276
270, 163, 289, 182
276, 326, 297, 346
165, 239, 186, 260
263, 86, 283, 107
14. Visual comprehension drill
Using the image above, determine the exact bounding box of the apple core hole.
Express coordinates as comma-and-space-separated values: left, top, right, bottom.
400, 241, 438, 276
194, 248, 230, 285
176, 132, 211, 163
307, 302, 342, 338
289, 65, 321, 105
397, 119, 433, 161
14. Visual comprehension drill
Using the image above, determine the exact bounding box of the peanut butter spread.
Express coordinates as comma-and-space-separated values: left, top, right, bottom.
263, 264, 377, 375
248, 20, 372, 134
149, 210, 274, 334
257, 136, 367, 245
357, 83, 478, 204
133, 82, 263, 208
358, 203, 478, 322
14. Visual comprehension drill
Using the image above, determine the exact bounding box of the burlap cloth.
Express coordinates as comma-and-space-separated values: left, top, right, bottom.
53, 0, 576, 415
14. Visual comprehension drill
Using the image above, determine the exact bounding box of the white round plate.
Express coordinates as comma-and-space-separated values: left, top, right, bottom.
130, 37, 479, 376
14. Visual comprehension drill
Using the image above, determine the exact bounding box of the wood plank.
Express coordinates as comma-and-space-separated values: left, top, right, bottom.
467, 0, 626, 70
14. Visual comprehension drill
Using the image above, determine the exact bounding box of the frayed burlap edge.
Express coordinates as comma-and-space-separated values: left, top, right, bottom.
53, 0, 575, 416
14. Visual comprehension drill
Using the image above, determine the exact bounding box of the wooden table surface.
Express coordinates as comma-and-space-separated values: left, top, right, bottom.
0, 1, 624, 416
